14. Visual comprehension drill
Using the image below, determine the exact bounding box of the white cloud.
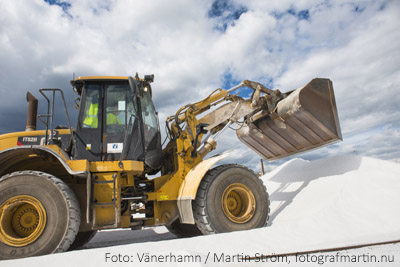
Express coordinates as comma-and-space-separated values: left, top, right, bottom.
274, 0, 400, 145
0, 0, 399, 170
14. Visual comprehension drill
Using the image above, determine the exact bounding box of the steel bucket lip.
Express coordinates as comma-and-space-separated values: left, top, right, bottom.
237, 78, 342, 161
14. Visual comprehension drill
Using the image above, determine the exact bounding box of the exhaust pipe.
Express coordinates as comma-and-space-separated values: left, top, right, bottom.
26, 92, 38, 131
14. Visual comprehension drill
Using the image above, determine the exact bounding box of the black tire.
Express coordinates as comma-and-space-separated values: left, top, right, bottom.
0, 171, 80, 259
193, 164, 269, 234
166, 219, 203, 238
68, 230, 97, 251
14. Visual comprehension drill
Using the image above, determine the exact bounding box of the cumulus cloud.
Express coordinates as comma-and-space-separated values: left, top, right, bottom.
0, 0, 399, 171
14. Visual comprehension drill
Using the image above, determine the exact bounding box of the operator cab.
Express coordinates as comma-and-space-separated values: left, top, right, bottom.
71, 75, 163, 172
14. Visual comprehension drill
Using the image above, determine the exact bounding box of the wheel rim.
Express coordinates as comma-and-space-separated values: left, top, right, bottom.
222, 183, 256, 224
0, 195, 47, 247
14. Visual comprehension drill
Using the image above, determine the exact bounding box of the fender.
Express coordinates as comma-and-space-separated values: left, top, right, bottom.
0, 145, 86, 176
177, 153, 229, 224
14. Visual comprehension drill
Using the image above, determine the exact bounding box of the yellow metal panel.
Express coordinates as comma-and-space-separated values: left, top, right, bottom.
74, 76, 129, 81
89, 160, 144, 173
74, 76, 149, 84
0, 130, 46, 141
0, 129, 71, 141
178, 153, 229, 199
158, 201, 179, 225
0, 130, 45, 151
67, 160, 89, 172
0, 136, 18, 151
93, 173, 121, 227
120, 215, 131, 228
44, 145, 68, 161
94, 207, 115, 227
0, 129, 71, 151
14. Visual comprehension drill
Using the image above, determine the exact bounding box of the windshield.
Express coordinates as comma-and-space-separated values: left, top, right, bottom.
105, 84, 137, 134
141, 87, 159, 146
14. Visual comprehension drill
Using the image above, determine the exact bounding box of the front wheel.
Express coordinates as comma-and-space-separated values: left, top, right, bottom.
193, 164, 269, 234
0, 171, 80, 260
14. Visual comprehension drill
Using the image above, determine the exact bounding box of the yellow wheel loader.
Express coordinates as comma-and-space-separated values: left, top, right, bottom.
0, 74, 341, 259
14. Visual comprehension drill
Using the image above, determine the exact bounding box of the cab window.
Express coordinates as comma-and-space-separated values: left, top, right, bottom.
82, 85, 100, 128
105, 83, 138, 133
141, 87, 159, 144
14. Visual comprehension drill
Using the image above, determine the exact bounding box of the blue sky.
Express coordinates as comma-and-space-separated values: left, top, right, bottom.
0, 0, 399, 171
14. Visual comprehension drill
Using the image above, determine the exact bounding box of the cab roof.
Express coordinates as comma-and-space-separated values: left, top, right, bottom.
73, 76, 129, 81
71, 76, 130, 95
71, 75, 153, 95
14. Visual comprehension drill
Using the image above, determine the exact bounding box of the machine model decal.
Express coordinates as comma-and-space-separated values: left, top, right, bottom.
17, 132, 71, 151
17, 136, 45, 146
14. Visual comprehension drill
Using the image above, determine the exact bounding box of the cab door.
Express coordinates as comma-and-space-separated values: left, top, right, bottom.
74, 83, 103, 161
74, 81, 145, 162
102, 82, 144, 161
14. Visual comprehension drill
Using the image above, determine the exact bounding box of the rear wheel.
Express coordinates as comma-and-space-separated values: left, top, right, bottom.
193, 164, 269, 234
0, 171, 80, 259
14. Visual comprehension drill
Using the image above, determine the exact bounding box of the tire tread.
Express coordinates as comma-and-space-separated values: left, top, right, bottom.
0, 170, 80, 254
193, 164, 269, 235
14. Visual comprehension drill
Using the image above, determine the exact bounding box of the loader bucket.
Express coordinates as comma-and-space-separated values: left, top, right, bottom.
237, 78, 342, 161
